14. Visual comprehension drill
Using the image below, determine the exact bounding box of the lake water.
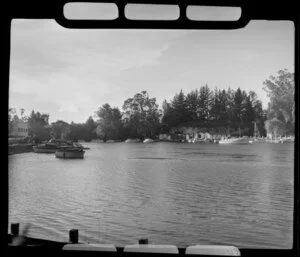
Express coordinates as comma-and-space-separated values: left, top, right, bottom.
8, 142, 294, 249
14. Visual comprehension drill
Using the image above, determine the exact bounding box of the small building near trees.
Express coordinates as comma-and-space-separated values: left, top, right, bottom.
9, 119, 29, 138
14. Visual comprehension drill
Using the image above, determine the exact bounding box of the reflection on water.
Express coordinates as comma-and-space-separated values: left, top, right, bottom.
9, 142, 293, 248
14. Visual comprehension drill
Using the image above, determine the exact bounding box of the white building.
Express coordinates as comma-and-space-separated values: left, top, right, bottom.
9, 119, 29, 138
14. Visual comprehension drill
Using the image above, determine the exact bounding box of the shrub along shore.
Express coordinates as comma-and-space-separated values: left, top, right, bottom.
8, 143, 33, 155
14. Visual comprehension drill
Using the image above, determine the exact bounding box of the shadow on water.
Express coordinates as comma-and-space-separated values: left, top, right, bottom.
56, 159, 86, 161
128, 157, 188, 161
182, 151, 257, 159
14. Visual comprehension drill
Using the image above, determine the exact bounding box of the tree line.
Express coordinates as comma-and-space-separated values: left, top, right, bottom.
161, 86, 267, 137
9, 109, 97, 143
8, 69, 294, 142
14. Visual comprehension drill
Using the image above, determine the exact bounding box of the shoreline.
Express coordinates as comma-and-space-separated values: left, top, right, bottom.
9, 137, 294, 155
8, 144, 33, 155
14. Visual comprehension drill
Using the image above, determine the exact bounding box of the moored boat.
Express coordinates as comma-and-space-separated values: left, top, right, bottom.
55, 148, 85, 159
143, 138, 154, 143
218, 137, 250, 145
33, 139, 84, 153
279, 137, 294, 143
125, 138, 141, 143
33, 144, 61, 153
193, 138, 213, 143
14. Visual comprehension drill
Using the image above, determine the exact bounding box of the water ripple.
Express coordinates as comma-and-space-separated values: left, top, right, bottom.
8, 142, 294, 248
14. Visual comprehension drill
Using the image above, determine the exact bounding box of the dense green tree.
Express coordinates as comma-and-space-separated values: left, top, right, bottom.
197, 85, 213, 123
171, 90, 190, 124
265, 118, 286, 138
185, 90, 198, 121
51, 120, 70, 140
263, 69, 294, 136
96, 103, 123, 141
248, 91, 266, 136
68, 122, 85, 142
225, 88, 235, 132
84, 116, 97, 141
210, 89, 228, 129
161, 100, 178, 132
231, 88, 247, 134
242, 95, 255, 136
122, 91, 160, 139
160, 85, 268, 137
27, 110, 50, 142
219, 89, 229, 126
263, 69, 294, 123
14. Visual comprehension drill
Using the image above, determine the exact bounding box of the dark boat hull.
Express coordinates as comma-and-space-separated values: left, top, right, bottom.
33, 146, 59, 153
55, 149, 85, 159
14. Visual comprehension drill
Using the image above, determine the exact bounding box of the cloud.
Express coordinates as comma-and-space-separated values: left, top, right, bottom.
59, 104, 79, 113
96, 44, 169, 70
10, 19, 294, 123
10, 19, 175, 90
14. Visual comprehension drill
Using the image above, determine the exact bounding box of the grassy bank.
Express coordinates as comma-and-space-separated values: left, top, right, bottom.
8, 144, 33, 155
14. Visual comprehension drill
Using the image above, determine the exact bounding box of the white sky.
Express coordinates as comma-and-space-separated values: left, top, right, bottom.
9, 8, 294, 123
